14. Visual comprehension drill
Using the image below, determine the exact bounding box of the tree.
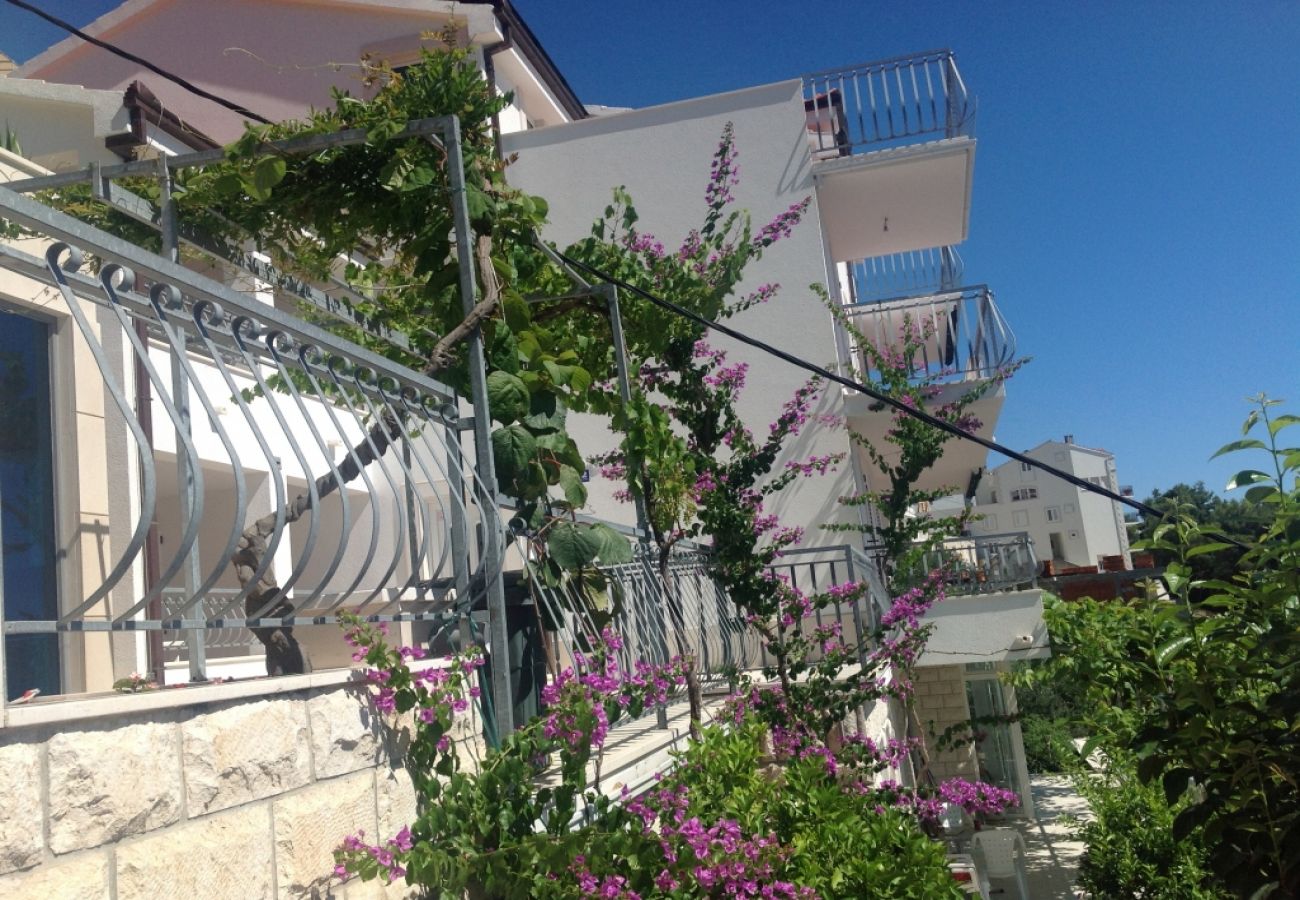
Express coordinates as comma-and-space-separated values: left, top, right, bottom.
1132, 481, 1271, 589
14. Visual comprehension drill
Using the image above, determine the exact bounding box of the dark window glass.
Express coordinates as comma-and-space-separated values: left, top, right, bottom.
0, 309, 59, 699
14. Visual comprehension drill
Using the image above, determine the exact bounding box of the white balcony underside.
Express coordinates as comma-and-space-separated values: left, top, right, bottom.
814, 136, 975, 262
917, 589, 1050, 666
845, 381, 1005, 496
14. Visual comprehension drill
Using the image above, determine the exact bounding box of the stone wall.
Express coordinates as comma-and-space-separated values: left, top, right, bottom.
913, 665, 978, 781
0, 671, 476, 899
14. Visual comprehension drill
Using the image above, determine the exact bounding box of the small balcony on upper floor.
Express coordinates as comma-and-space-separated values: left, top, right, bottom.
804, 50, 976, 263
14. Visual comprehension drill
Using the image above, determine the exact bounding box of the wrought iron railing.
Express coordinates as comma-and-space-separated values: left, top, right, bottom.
0, 118, 521, 738
841, 285, 1016, 384
896, 532, 1039, 596
846, 245, 963, 304
804, 50, 973, 158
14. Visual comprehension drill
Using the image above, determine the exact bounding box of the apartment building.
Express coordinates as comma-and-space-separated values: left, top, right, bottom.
0, 4, 1050, 894
972, 437, 1131, 570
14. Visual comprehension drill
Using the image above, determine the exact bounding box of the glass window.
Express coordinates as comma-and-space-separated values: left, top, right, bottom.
1, 309, 60, 699
1045, 507, 1061, 522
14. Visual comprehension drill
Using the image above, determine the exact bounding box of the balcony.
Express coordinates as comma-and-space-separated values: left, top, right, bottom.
805, 50, 977, 262
899, 533, 1039, 597
840, 285, 1014, 495
893, 534, 1049, 667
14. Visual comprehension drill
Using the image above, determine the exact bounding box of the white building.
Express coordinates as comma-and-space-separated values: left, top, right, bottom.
0, 6, 1051, 894
972, 437, 1131, 569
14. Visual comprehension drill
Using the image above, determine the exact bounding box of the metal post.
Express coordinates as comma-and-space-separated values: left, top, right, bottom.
442, 411, 472, 649
443, 117, 513, 738
155, 158, 206, 682
600, 283, 669, 728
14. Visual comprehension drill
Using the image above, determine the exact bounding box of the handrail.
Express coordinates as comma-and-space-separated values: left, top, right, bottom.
803, 50, 974, 156
841, 285, 1017, 383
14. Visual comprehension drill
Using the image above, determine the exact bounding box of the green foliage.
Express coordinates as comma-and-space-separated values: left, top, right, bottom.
1071, 753, 1227, 900
1019, 396, 1300, 898
1131, 480, 1270, 591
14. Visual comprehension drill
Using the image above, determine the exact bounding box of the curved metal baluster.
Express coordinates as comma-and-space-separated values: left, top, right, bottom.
359, 378, 434, 615
230, 324, 322, 619
298, 348, 382, 610
41, 245, 156, 619
405, 396, 471, 592
264, 332, 351, 608
396, 391, 456, 593
327, 361, 408, 608
98, 265, 206, 619
191, 306, 287, 619
143, 283, 247, 619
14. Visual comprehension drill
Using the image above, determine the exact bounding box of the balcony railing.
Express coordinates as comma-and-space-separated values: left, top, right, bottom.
841, 285, 1016, 384
804, 49, 974, 159
847, 245, 964, 304
898, 532, 1039, 596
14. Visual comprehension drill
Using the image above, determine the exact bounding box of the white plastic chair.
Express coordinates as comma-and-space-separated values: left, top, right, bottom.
971, 829, 1030, 899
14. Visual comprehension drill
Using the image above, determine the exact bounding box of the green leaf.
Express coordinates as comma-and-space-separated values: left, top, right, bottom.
568, 365, 592, 395
250, 155, 287, 200
523, 391, 566, 433
546, 523, 602, 569
486, 371, 530, 424
1241, 408, 1260, 435
1244, 484, 1279, 505
589, 522, 634, 564
502, 295, 530, 332
1184, 541, 1233, 558
1225, 469, 1272, 491
1210, 438, 1267, 459
557, 465, 587, 509
490, 424, 536, 486
1267, 413, 1300, 437
1155, 634, 1193, 666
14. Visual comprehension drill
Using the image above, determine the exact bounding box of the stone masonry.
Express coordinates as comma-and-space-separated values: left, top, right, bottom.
0, 677, 438, 899
913, 664, 979, 782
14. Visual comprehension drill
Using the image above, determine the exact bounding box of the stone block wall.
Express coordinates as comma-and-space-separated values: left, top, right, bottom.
913, 664, 978, 782
0, 673, 473, 899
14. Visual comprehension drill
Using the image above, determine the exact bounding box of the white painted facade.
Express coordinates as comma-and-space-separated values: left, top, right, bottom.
971, 439, 1131, 568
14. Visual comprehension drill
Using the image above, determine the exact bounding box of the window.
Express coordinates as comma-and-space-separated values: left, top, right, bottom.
1010, 487, 1038, 502
1064, 503, 1076, 514
1012, 510, 1029, 527
1045, 507, 1061, 522
1, 308, 60, 699
1020, 462, 1033, 471
988, 490, 999, 504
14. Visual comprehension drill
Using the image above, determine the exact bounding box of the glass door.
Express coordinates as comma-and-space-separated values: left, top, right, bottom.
0, 308, 60, 699
964, 663, 1033, 817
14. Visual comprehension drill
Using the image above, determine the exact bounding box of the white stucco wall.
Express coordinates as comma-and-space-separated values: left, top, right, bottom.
502, 81, 860, 543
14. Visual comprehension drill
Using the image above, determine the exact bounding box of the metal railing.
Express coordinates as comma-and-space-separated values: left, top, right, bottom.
896, 532, 1039, 596
847, 245, 963, 304
804, 50, 973, 158
525, 542, 890, 725
0, 117, 523, 740
841, 285, 1016, 384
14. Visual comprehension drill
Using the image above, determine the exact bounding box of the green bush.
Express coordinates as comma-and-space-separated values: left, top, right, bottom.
1071, 756, 1226, 900
1019, 716, 1077, 774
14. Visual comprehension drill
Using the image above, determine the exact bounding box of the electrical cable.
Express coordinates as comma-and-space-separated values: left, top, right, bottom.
3, 0, 273, 124
551, 248, 1252, 553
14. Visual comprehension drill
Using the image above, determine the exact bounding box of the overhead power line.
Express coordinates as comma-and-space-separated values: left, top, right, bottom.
552, 248, 1218, 537
3, 0, 273, 124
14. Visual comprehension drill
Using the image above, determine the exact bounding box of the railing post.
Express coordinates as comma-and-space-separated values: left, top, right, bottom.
943, 54, 959, 139
156, 158, 207, 683
444, 117, 513, 739
601, 283, 670, 729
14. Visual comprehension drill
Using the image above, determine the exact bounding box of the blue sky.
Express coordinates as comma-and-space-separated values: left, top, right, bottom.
3, 1, 1298, 499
